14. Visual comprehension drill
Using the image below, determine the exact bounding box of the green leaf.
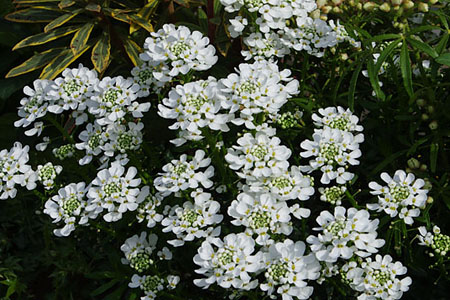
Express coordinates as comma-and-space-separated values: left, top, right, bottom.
198, 7, 208, 34
44, 9, 82, 33
406, 37, 438, 58
129, 0, 159, 34
85, 3, 101, 12
400, 41, 413, 98
91, 32, 111, 73
365, 33, 401, 45
214, 0, 222, 14
105, 8, 132, 24
6, 47, 64, 78
348, 57, 365, 111
430, 142, 438, 173
58, 0, 75, 9
12, 0, 59, 4
40, 44, 91, 79
127, 13, 154, 32
90, 279, 118, 297
436, 33, 449, 55
436, 52, 450, 66
375, 39, 402, 72
5, 8, 61, 23
123, 38, 143, 66
366, 55, 385, 100
70, 22, 94, 54
12, 26, 79, 50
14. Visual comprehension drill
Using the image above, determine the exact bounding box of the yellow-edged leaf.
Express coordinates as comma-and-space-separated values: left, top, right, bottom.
127, 13, 153, 33
70, 22, 95, 55
5, 8, 61, 23
58, 0, 75, 9
40, 44, 91, 79
13, 0, 59, 4
123, 38, 142, 67
85, 3, 101, 12
44, 9, 82, 32
105, 8, 132, 24
91, 32, 111, 73
129, 0, 159, 34
13, 26, 79, 50
6, 48, 64, 78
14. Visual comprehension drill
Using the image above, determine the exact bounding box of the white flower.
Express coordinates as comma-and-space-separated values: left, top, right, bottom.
228, 192, 292, 246
162, 190, 223, 247
136, 190, 164, 228
300, 127, 363, 184
225, 131, 291, 179
43, 182, 91, 237
131, 61, 170, 97
103, 121, 144, 155
306, 206, 385, 263
37, 162, 62, 190
312, 106, 363, 133
193, 233, 262, 290
368, 169, 429, 224
15, 79, 53, 128
229, 16, 248, 38
75, 121, 106, 165
25, 121, 44, 137
167, 275, 180, 289
121, 232, 158, 272
154, 150, 214, 197
86, 161, 144, 222
260, 239, 321, 300
140, 24, 217, 77
0, 142, 36, 199
53, 144, 76, 160
417, 226, 450, 256
129, 274, 164, 300
318, 185, 346, 205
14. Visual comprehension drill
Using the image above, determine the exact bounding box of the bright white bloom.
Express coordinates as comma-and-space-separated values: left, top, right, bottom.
260, 239, 321, 300
0, 142, 36, 199
318, 185, 346, 205
418, 226, 450, 256
312, 106, 363, 133
35, 135, 49, 151
166, 275, 180, 289
131, 61, 170, 97
88, 76, 149, 125
219, 60, 299, 128
229, 16, 248, 38
307, 206, 385, 262
48, 64, 98, 124
25, 121, 44, 137
75, 122, 106, 165
136, 190, 164, 228
141, 24, 218, 77
43, 182, 91, 237
103, 121, 144, 155
193, 233, 262, 290
37, 162, 62, 190
242, 32, 289, 60
225, 131, 291, 179
154, 150, 214, 197
86, 162, 144, 222
15, 79, 53, 128
344, 255, 412, 300
228, 192, 292, 246
121, 232, 158, 272
129, 274, 164, 300
162, 190, 223, 247
300, 127, 364, 184
158, 78, 230, 145
368, 170, 429, 224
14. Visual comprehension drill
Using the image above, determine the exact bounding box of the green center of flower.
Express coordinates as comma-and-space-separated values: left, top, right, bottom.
130, 252, 153, 272
181, 209, 199, 225
249, 211, 270, 229
25, 96, 39, 111
141, 275, 162, 293
217, 248, 234, 266
390, 185, 410, 202
54, 144, 75, 160
173, 163, 188, 175
169, 41, 190, 57
104, 182, 121, 197
432, 233, 450, 255
243, 0, 263, 9
138, 69, 153, 83
39, 164, 56, 181
117, 133, 134, 151
267, 262, 288, 282
372, 270, 391, 286
237, 80, 258, 95
323, 186, 345, 204
326, 219, 346, 236
329, 116, 350, 131
103, 89, 119, 103
320, 143, 340, 161
251, 144, 268, 160
88, 134, 101, 149
277, 112, 297, 129
271, 176, 293, 191
63, 80, 81, 95
186, 95, 207, 111
62, 195, 81, 215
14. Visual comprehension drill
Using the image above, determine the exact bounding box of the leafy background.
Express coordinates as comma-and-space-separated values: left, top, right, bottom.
0, 0, 449, 299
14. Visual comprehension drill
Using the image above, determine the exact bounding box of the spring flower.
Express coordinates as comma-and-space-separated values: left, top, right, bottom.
418, 226, 450, 256
136, 190, 164, 228
15, 79, 53, 128
312, 106, 363, 133
129, 274, 164, 300
121, 232, 158, 273
37, 162, 62, 190
318, 186, 346, 205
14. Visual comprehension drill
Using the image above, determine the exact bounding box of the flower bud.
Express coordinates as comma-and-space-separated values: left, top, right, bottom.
403, 0, 414, 9
421, 113, 429, 120
416, 98, 426, 107
380, 3, 391, 12
420, 164, 428, 171
427, 196, 434, 204
418, 2, 429, 12
429, 120, 438, 130
407, 158, 421, 169
429, 0, 438, 4
363, 2, 377, 11
391, 0, 402, 6
427, 105, 434, 114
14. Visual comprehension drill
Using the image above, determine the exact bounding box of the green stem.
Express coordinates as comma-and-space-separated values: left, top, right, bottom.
45, 115, 74, 143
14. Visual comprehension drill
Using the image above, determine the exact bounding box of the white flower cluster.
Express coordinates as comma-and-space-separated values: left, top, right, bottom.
343, 255, 412, 300
36, 162, 62, 190
300, 106, 364, 184
418, 226, 450, 256
0, 142, 36, 199
220, 0, 360, 59
368, 170, 429, 224
136, 190, 164, 228
162, 190, 223, 247
307, 206, 385, 262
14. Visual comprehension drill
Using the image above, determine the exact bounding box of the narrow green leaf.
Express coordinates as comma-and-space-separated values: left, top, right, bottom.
129, 0, 159, 34
13, 0, 59, 4
123, 38, 143, 66
13, 26, 79, 50
214, 0, 222, 14
198, 8, 208, 34
366, 55, 385, 100
91, 32, 111, 73
40, 44, 91, 79
436, 52, 450, 66
44, 9, 82, 32
6, 48, 64, 77
58, 0, 75, 9
90, 279, 118, 297
105, 9, 132, 24
431, 9, 449, 30
400, 41, 414, 98
365, 33, 401, 45
85, 3, 101, 12
70, 22, 94, 54
5, 8, 61, 23
436, 33, 449, 54
127, 13, 154, 32
407, 25, 442, 35
348, 57, 365, 111
406, 37, 438, 58
375, 39, 402, 72
430, 143, 438, 173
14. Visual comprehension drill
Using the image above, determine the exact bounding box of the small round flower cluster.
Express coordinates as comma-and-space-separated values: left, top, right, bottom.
36, 162, 62, 190
418, 226, 450, 256
121, 232, 179, 300
318, 185, 346, 205
136, 190, 164, 229
343, 254, 412, 300
368, 169, 429, 224
0, 142, 36, 200
307, 206, 385, 262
